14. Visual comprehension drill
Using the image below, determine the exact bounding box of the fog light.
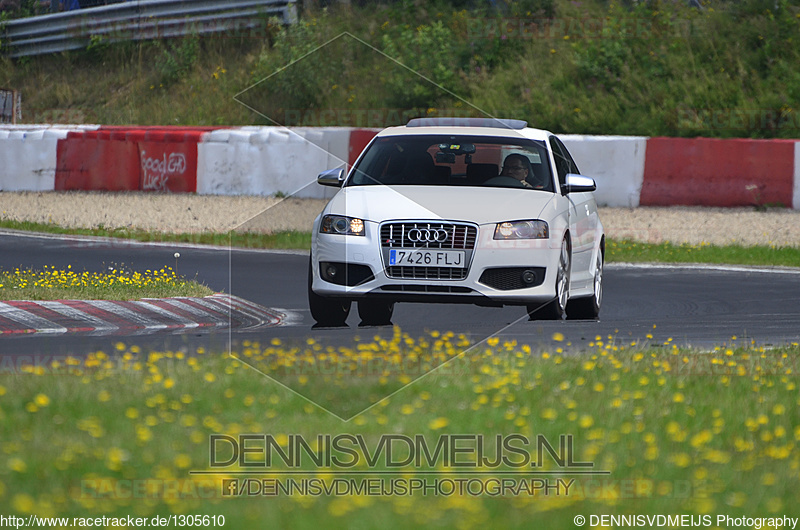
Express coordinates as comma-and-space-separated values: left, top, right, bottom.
326, 265, 338, 279
521, 270, 537, 285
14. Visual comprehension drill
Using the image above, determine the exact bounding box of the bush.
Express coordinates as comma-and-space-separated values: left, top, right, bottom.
380, 21, 458, 109
155, 35, 199, 86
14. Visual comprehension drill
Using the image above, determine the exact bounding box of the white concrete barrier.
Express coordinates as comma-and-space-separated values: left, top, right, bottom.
1, 125, 796, 210
0, 125, 99, 192
560, 135, 648, 208
197, 127, 351, 199
0, 127, 66, 192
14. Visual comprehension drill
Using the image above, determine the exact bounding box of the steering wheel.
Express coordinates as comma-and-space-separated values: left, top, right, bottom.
482, 176, 525, 188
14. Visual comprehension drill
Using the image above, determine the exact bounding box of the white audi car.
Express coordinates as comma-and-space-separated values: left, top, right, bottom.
308, 118, 604, 326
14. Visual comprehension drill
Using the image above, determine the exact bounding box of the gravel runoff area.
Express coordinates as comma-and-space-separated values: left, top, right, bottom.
1, 191, 800, 247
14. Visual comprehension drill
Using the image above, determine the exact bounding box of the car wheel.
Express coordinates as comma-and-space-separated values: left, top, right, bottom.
358, 299, 395, 326
528, 236, 570, 320
308, 257, 351, 326
567, 248, 603, 320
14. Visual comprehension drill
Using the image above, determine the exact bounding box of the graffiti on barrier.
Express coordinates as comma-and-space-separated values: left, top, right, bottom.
140, 150, 187, 191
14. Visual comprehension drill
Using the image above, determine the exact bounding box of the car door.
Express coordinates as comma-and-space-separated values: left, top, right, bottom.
550, 136, 595, 290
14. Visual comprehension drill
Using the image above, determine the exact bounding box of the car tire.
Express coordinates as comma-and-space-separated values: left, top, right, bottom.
308, 257, 351, 326
567, 248, 603, 320
357, 299, 395, 326
528, 236, 570, 321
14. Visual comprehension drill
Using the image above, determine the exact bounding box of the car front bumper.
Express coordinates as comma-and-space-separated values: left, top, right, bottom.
311, 220, 562, 307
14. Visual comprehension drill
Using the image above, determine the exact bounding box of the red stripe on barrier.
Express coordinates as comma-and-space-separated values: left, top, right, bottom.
640, 137, 795, 207
139, 139, 197, 192
54, 126, 223, 193
97, 126, 223, 132
348, 129, 379, 169
55, 134, 141, 191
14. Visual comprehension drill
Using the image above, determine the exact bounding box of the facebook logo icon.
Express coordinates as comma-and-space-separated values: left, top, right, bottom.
221, 479, 238, 496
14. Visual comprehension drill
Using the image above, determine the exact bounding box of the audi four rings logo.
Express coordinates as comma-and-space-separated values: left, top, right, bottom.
407, 228, 449, 243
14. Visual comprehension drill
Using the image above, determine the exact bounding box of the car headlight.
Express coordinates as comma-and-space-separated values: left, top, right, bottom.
320, 215, 366, 236
493, 220, 549, 240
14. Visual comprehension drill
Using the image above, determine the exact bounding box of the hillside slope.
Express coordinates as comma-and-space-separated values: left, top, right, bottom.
1, 0, 798, 138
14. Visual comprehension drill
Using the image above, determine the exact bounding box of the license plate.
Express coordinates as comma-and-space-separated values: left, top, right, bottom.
389, 249, 465, 268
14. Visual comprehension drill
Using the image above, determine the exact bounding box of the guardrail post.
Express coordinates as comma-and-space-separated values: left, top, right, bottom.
0, 89, 21, 125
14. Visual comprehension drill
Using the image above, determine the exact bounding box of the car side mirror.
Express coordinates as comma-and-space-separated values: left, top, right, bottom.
563, 173, 596, 194
317, 168, 346, 187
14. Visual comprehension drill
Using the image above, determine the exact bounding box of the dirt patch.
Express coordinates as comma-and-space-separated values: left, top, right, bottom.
601, 206, 800, 247
1, 192, 799, 247
0, 192, 327, 234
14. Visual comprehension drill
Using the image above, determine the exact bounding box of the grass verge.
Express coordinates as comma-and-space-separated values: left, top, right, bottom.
0, 220, 312, 250
0, 265, 213, 301
607, 239, 800, 268
1, 332, 798, 527
3, 220, 799, 268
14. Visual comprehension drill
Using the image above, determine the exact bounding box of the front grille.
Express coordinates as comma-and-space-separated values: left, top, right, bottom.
385, 266, 468, 280
380, 222, 477, 249
380, 221, 477, 280
479, 267, 546, 291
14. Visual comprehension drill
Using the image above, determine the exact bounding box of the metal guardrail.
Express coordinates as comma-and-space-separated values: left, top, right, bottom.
2, 0, 297, 58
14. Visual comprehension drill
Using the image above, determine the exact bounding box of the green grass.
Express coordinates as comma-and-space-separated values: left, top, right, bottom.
607, 239, 800, 268
0, 219, 312, 250
0, 265, 213, 300
1, 333, 798, 527
3, 219, 798, 268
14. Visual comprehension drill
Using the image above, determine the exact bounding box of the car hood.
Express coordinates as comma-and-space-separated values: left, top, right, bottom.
326, 185, 555, 225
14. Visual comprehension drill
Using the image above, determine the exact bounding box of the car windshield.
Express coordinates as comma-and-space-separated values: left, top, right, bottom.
346, 135, 554, 192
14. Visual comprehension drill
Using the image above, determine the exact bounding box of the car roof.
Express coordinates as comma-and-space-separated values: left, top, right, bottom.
376, 118, 553, 142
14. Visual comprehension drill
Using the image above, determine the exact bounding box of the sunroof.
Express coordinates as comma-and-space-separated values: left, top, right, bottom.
406, 117, 528, 130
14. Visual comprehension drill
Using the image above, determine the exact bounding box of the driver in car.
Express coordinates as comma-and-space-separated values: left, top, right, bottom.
500, 154, 534, 188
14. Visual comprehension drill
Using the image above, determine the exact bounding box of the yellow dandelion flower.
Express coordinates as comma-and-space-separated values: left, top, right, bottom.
11, 494, 35, 513
671, 453, 691, 467
7, 457, 26, 473
541, 408, 558, 420
174, 454, 192, 469
429, 417, 449, 430
690, 430, 712, 448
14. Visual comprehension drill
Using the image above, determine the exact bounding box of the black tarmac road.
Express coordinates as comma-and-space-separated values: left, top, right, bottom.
1, 231, 799, 356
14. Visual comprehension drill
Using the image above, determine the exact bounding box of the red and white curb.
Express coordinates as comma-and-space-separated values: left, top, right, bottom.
0, 294, 298, 337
